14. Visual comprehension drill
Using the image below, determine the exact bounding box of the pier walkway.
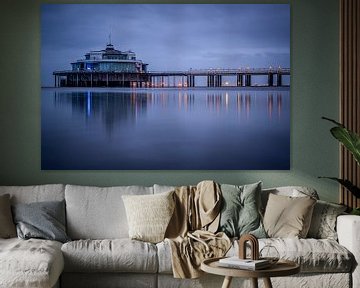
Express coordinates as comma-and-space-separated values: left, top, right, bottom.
53, 67, 290, 88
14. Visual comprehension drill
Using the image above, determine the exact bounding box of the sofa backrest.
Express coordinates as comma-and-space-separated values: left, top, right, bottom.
153, 184, 176, 194
0, 184, 320, 240
0, 184, 65, 204
154, 184, 320, 211
65, 184, 153, 240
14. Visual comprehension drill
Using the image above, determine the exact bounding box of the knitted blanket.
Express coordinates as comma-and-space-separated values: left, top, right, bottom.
165, 180, 231, 278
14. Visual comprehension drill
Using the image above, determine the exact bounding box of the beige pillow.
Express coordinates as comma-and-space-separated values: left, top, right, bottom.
263, 193, 316, 238
0, 194, 17, 238
122, 191, 175, 243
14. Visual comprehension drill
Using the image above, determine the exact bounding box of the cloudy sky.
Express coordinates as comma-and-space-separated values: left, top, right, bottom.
41, 4, 290, 87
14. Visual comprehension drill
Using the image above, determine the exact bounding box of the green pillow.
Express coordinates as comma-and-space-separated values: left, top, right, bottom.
218, 182, 266, 238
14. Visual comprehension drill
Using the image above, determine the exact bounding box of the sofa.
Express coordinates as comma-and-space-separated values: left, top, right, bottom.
0, 183, 359, 288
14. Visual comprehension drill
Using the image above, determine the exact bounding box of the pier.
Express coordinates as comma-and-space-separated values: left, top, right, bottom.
53, 67, 290, 88
53, 71, 150, 88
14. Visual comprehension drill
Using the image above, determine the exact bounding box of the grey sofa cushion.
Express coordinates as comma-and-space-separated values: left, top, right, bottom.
61, 239, 158, 273
0, 184, 65, 204
262, 238, 354, 273
61, 273, 157, 288
227, 238, 354, 273
158, 237, 353, 275
153, 184, 176, 194
0, 238, 64, 288
65, 185, 153, 239
12, 200, 70, 243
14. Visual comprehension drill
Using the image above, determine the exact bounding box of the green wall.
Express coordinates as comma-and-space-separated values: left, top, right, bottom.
0, 0, 340, 202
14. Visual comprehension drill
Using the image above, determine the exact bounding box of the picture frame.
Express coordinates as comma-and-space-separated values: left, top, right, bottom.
41, 4, 290, 170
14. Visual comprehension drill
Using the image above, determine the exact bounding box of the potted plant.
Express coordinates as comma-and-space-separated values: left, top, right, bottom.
320, 117, 360, 215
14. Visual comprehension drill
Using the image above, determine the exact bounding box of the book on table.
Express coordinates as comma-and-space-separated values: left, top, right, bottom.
218, 257, 271, 270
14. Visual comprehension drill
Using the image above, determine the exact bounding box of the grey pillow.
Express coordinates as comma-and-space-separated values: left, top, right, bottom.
218, 182, 266, 238
12, 200, 70, 243
307, 200, 347, 240
0, 194, 16, 238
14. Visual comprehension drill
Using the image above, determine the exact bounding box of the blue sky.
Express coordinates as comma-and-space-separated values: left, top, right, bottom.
41, 4, 290, 87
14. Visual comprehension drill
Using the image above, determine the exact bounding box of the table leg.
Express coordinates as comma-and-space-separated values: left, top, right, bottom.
263, 277, 273, 288
251, 278, 258, 288
221, 276, 233, 288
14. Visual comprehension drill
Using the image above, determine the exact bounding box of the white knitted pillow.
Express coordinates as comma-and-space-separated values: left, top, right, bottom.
122, 191, 175, 243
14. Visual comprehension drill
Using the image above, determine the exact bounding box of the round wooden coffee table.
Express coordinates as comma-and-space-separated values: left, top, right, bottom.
201, 257, 300, 288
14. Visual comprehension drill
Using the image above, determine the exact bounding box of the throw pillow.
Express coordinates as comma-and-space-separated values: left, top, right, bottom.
0, 194, 17, 238
218, 182, 266, 238
263, 193, 316, 238
122, 190, 175, 243
307, 200, 347, 240
12, 200, 70, 243
261, 186, 319, 214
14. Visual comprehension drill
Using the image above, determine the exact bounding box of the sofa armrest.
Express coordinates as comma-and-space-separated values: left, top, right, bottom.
337, 215, 360, 288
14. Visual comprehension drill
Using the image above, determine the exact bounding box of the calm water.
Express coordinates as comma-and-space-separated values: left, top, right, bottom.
41, 87, 290, 170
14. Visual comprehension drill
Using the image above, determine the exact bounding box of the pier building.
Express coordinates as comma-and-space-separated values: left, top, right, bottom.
53, 43, 149, 87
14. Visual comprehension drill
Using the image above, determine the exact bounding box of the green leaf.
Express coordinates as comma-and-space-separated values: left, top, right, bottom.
351, 208, 360, 215
318, 177, 360, 199
322, 117, 360, 165
322, 116, 344, 127
330, 126, 360, 165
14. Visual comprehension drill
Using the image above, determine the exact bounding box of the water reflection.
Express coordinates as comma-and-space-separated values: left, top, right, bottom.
267, 93, 284, 120
53, 91, 150, 135
51, 90, 285, 135
42, 88, 290, 170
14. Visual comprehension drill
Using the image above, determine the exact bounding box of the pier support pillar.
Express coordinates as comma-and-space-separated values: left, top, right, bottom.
237, 74, 243, 87
268, 73, 274, 87
215, 75, 222, 87
121, 73, 125, 87
187, 75, 195, 87
207, 75, 215, 87
245, 74, 251, 86
277, 74, 282, 86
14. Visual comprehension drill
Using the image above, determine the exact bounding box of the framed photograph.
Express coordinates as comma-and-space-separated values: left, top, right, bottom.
41, 4, 290, 170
